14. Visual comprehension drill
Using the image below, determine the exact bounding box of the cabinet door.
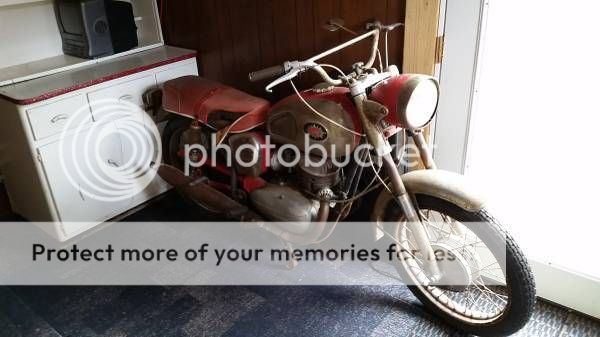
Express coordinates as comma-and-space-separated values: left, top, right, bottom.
115, 117, 168, 205
38, 122, 132, 225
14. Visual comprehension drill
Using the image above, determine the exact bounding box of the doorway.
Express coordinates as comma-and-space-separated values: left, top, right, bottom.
434, 0, 600, 317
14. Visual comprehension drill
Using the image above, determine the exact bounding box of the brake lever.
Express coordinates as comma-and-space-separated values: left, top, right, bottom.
265, 69, 301, 93
265, 61, 317, 92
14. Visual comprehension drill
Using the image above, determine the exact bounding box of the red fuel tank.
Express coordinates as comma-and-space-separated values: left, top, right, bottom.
266, 86, 363, 158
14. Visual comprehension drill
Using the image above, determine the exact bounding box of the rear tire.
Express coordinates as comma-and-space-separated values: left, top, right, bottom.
161, 117, 219, 219
384, 194, 535, 336
162, 116, 192, 168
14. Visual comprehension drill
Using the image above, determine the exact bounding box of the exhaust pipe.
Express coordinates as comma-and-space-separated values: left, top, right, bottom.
158, 164, 331, 245
278, 201, 330, 245
158, 165, 262, 221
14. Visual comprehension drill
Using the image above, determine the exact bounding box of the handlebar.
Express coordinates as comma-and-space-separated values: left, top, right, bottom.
248, 65, 286, 82
249, 20, 402, 92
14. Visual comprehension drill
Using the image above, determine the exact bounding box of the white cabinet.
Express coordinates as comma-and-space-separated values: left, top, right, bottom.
0, 46, 198, 241
0, 0, 198, 241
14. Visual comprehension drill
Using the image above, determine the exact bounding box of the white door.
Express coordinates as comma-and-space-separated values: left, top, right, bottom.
434, 0, 600, 317
115, 115, 168, 206
38, 122, 133, 226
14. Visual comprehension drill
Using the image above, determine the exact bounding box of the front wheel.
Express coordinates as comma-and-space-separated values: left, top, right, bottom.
383, 194, 535, 336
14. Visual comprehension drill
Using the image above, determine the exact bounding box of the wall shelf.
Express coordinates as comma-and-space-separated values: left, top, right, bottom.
0, 0, 48, 8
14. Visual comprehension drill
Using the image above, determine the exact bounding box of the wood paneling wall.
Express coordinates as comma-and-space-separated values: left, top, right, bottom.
161, 0, 405, 99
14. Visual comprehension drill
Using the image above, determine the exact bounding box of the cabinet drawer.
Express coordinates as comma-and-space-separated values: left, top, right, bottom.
26, 94, 92, 140
156, 62, 198, 86
87, 75, 157, 121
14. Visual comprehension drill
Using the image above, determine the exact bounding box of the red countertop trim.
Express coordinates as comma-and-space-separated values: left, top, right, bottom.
1, 52, 197, 106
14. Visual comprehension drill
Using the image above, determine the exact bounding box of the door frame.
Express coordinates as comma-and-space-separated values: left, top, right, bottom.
432, 0, 488, 174
402, 0, 443, 169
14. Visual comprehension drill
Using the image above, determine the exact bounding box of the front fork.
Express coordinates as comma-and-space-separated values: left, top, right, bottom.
353, 94, 442, 279
381, 152, 442, 279
410, 130, 437, 170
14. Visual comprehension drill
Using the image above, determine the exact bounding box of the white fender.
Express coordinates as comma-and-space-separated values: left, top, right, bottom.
372, 169, 486, 222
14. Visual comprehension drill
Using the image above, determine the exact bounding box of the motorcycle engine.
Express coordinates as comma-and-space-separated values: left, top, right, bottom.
245, 98, 359, 222
296, 156, 340, 194
267, 97, 356, 196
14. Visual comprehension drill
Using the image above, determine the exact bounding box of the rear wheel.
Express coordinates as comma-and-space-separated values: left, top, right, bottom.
162, 116, 192, 169
383, 194, 535, 336
161, 117, 219, 219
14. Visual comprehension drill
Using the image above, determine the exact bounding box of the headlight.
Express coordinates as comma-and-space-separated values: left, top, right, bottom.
397, 75, 439, 130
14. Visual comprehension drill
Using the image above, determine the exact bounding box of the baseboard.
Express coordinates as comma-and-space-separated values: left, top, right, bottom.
530, 258, 600, 319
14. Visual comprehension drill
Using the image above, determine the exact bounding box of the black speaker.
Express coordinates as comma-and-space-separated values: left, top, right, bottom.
105, 0, 138, 53
55, 0, 114, 59
55, 0, 138, 59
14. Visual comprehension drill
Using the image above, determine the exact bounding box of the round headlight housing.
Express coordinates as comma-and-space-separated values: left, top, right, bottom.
397, 75, 439, 130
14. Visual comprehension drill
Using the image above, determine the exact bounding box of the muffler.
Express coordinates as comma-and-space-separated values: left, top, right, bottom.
158, 165, 331, 245
158, 165, 262, 221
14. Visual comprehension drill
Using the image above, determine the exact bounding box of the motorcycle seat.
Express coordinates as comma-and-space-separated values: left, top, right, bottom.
162, 75, 269, 133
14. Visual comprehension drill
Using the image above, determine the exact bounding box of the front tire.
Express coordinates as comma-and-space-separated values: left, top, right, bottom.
383, 194, 535, 336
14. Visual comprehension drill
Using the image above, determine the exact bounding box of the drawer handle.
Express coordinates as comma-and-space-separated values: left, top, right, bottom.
107, 159, 120, 167
50, 114, 69, 123
118, 94, 134, 103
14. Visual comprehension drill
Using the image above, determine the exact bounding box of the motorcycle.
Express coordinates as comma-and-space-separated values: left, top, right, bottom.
156, 21, 535, 336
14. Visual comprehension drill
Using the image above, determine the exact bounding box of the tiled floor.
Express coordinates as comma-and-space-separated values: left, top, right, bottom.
0, 193, 599, 337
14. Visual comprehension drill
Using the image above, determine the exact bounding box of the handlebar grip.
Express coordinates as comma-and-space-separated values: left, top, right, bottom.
248, 65, 286, 82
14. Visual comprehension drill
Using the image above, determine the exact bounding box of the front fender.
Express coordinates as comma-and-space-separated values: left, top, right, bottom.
371, 169, 486, 222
